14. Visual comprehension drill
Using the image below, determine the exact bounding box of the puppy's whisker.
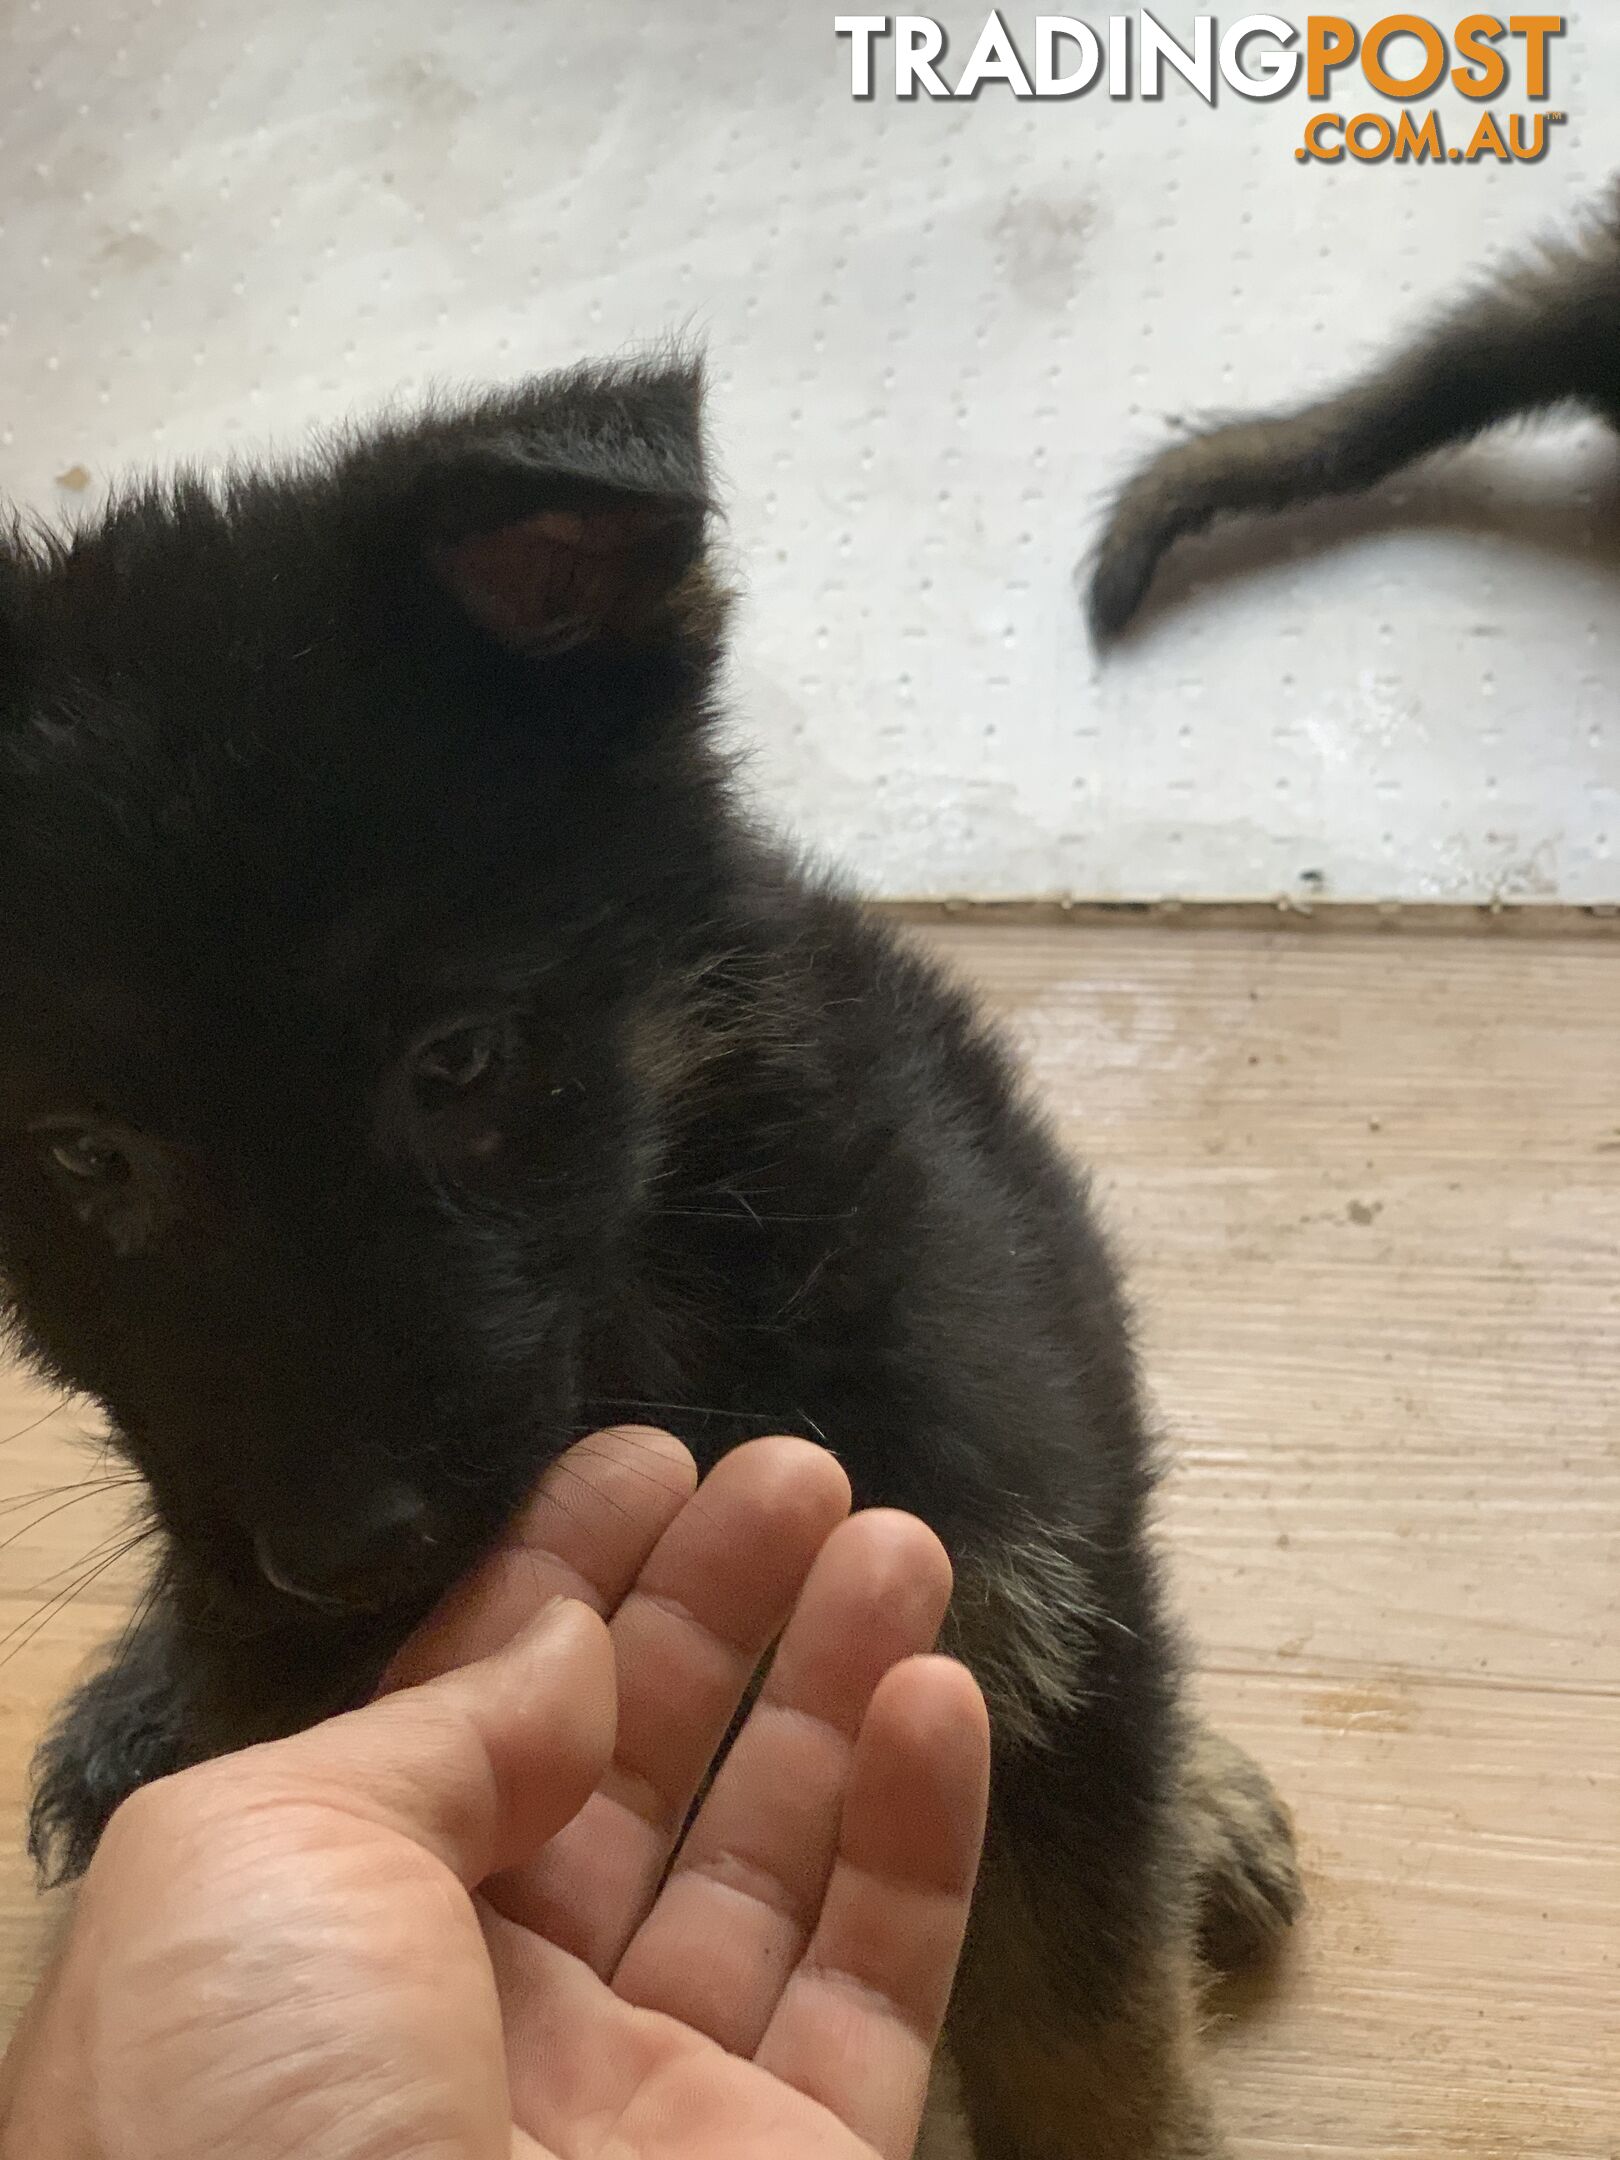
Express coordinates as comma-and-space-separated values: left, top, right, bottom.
551, 1457, 695, 1514
0, 1539, 146, 1673
0, 1402, 75, 1449
568, 1425, 701, 1465
0, 1482, 143, 1554
650, 1206, 855, 1224
107, 1563, 170, 1670
586, 1397, 773, 1424
31, 1519, 153, 1594
538, 1464, 641, 1532
0, 1475, 136, 1523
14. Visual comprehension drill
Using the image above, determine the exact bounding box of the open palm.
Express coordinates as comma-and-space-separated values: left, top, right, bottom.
0, 1429, 988, 2160
398, 1427, 985, 2160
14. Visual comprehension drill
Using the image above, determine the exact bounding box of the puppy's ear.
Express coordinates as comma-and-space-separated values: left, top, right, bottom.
356, 357, 724, 670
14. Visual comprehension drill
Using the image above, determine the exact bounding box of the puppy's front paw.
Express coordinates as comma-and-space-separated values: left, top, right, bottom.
1182, 1725, 1303, 1972
29, 1646, 187, 1885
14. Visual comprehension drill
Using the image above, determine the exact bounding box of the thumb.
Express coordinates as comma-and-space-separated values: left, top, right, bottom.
212, 1596, 616, 1889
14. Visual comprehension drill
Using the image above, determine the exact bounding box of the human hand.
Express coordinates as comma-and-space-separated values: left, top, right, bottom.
0, 1428, 989, 2160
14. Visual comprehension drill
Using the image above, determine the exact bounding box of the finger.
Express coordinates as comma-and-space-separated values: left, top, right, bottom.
756, 1657, 990, 2160
383, 1426, 696, 1688
214, 1597, 616, 1888
609, 1509, 954, 2053
486, 1435, 852, 1969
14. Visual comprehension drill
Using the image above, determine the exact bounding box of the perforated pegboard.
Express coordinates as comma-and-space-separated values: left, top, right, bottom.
1, 1, 1616, 902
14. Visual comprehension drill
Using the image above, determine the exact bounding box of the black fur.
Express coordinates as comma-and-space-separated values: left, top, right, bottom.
1089, 184, 1620, 641
0, 357, 1296, 2156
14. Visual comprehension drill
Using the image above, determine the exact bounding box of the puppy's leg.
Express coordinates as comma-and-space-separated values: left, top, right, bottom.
948, 1829, 1226, 2160
1182, 1724, 1302, 1974
28, 1598, 191, 1885
916, 2043, 976, 2160
1088, 185, 1620, 639
941, 1721, 1304, 2157
941, 1541, 1234, 2160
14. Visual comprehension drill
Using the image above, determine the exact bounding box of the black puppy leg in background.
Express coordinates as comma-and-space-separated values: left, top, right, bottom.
1088, 184, 1620, 640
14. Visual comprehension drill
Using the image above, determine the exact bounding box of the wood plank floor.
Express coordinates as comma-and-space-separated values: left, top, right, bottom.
2, 922, 1616, 2155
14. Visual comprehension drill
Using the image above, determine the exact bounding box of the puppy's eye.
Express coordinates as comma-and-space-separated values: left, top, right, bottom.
412, 1022, 507, 1093
44, 1129, 131, 1184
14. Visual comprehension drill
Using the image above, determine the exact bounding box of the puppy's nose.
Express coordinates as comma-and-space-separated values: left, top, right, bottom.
252, 1481, 443, 1613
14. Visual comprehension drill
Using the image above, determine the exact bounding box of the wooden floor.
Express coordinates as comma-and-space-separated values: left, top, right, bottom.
1, 923, 1616, 2155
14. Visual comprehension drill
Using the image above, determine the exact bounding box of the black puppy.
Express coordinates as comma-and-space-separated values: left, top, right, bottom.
0, 361, 1297, 2158
1090, 185, 1620, 640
